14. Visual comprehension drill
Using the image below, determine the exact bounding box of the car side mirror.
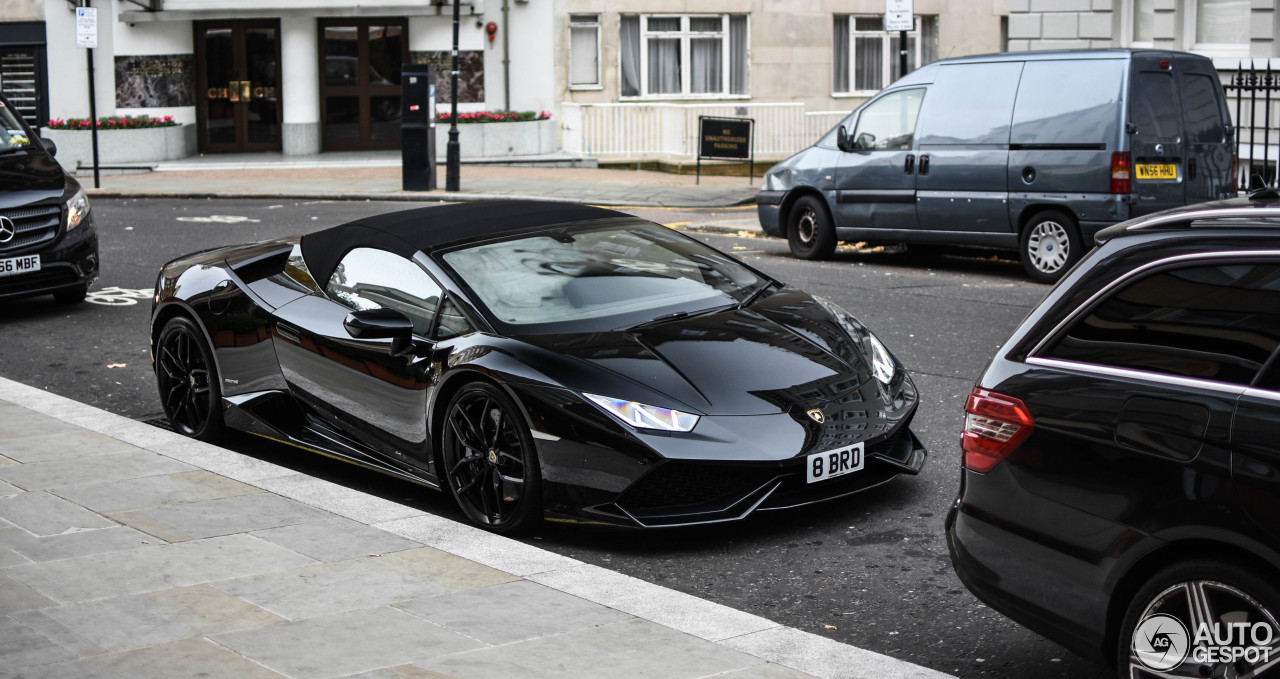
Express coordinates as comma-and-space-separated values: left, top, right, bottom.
344, 308, 414, 356
40, 137, 57, 157
836, 125, 851, 152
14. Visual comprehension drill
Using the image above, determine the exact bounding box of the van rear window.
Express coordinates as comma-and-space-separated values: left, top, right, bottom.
1180, 73, 1228, 144
1131, 71, 1180, 140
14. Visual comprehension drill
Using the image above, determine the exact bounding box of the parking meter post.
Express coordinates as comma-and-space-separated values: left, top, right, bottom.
446, 0, 461, 192
400, 63, 436, 191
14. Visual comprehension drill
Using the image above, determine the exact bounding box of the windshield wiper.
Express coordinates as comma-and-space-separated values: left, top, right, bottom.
624, 303, 733, 332
737, 280, 779, 310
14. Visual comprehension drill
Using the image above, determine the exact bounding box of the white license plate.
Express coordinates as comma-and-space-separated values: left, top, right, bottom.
0, 254, 39, 278
806, 442, 865, 483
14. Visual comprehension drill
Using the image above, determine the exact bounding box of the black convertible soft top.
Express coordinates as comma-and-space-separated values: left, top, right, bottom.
300, 200, 627, 290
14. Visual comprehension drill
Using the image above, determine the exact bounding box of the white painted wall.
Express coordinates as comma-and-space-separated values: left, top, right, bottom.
503, 0, 555, 113
111, 13, 197, 123
410, 14, 488, 113
280, 14, 319, 124
44, 0, 116, 122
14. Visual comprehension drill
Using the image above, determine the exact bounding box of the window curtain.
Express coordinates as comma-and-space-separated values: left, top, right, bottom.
690, 38, 721, 93
832, 16, 849, 93
1197, 0, 1249, 44
1133, 0, 1155, 42
620, 16, 640, 97
854, 35, 882, 91
729, 15, 748, 95
648, 38, 680, 94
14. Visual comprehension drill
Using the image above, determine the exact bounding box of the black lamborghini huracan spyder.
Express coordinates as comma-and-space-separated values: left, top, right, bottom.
150, 201, 926, 532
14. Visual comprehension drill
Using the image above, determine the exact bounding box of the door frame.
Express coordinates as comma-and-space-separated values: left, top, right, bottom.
194, 19, 283, 154
318, 17, 409, 151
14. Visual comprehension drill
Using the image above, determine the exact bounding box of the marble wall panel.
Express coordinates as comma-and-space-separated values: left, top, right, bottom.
115, 54, 195, 109
410, 51, 484, 104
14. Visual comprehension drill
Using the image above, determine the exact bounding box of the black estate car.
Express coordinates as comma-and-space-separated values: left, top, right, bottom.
947, 193, 1280, 678
0, 95, 97, 304
152, 201, 925, 533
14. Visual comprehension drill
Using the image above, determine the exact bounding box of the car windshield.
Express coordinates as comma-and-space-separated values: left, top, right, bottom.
440, 220, 765, 334
0, 101, 33, 152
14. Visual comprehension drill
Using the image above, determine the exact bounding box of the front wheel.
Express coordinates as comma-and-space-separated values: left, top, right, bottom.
154, 316, 224, 440
1117, 560, 1280, 679
1019, 210, 1083, 284
787, 195, 837, 260
440, 382, 542, 534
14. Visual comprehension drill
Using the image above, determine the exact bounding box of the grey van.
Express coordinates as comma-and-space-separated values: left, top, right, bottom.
756, 49, 1235, 282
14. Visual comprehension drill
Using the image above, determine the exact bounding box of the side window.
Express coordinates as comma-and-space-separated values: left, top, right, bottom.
1131, 71, 1180, 140
852, 88, 924, 150
325, 247, 442, 337
1039, 262, 1280, 386
1180, 73, 1228, 144
433, 296, 475, 340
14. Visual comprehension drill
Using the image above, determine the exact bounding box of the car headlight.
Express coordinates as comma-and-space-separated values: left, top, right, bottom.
66, 187, 89, 231
584, 393, 699, 432
815, 297, 897, 385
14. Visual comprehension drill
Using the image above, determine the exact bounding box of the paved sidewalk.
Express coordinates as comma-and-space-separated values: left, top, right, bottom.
78, 152, 761, 209
0, 376, 953, 679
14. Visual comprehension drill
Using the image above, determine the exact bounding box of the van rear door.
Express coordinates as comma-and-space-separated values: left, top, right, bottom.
1175, 54, 1233, 204
1129, 56, 1186, 216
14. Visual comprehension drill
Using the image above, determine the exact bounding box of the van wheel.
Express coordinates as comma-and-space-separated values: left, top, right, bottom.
1020, 211, 1082, 284
787, 196, 837, 260
1116, 560, 1280, 679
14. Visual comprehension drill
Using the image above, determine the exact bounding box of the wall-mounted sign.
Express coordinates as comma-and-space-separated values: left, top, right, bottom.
75, 7, 97, 49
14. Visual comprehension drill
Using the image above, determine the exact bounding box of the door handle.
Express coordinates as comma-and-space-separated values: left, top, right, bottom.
276, 323, 301, 344
1189, 157, 1197, 180
918, 155, 930, 176
228, 81, 241, 102
905, 154, 915, 174
241, 80, 252, 102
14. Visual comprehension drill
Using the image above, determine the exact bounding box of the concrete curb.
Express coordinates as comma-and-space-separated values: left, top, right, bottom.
0, 376, 954, 679
84, 189, 759, 209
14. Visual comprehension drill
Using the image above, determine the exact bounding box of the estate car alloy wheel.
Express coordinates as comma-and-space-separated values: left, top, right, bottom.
787, 195, 837, 260
441, 382, 542, 534
155, 316, 224, 440
1119, 561, 1280, 679
1020, 210, 1083, 284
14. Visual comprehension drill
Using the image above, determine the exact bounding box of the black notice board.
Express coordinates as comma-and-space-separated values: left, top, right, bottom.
698, 116, 753, 160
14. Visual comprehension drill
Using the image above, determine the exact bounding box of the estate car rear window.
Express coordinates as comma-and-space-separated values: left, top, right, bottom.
1039, 262, 1280, 386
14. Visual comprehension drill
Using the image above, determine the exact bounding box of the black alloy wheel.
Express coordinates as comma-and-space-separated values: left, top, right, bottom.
1119, 560, 1280, 679
787, 195, 837, 260
441, 382, 542, 534
155, 316, 224, 439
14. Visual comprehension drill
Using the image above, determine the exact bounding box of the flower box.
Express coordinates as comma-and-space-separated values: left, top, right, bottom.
435, 118, 557, 158
42, 123, 196, 169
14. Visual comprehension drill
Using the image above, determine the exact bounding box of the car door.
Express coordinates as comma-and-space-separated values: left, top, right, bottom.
832, 87, 925, 232
1175, 56, 1234, 204
913, 61, 1023, 234
272, 246, 445, 466
1227, 263, 1280, 545
1129, 57, 1186, 216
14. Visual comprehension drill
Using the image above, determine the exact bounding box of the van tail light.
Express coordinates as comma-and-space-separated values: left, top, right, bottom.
1110, 152, 1132, 194
1231, 152, 1239, 193
962, 387, 1035, 473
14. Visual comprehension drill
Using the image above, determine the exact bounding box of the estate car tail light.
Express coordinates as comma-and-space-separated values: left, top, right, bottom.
962, 387, 1035, 473
1110, 152, 1132, 194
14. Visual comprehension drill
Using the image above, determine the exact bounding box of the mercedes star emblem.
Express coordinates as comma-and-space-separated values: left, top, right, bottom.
0, 216, 15, 245
806, 409, 825, 424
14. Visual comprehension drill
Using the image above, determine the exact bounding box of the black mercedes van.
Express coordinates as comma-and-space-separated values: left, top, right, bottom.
0, 94, 98, 305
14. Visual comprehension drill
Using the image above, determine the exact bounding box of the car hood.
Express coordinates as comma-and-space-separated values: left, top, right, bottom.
518, 288, 884, 416
0, 148, 67, 206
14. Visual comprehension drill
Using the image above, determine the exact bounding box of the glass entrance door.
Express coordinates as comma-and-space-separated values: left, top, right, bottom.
319, 18, 408, 150
195, 20, 281, 153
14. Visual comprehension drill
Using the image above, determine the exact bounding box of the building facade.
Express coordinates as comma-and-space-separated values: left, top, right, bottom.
0, 0, 47, 127
42, 0, 556, 156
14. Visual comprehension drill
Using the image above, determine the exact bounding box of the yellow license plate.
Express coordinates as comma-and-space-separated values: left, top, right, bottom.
1135, 164, 1178, 180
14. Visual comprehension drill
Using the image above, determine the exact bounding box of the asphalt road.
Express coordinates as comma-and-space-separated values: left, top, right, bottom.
0, 198, 1110, 679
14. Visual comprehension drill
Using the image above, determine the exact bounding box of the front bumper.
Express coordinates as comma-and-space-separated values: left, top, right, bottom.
756, 190, 785, 238
0, 216, 98, 301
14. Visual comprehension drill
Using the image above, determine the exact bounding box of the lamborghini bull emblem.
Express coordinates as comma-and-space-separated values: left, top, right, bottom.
806, 409, 825, 424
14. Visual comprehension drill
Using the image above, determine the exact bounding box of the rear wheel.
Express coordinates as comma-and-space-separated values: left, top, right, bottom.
154, 316, 224, 440
1020, 210, 1083, 284
787, 195, 837, 260
440, 382, 542, 534
1117, 560, 1280, 679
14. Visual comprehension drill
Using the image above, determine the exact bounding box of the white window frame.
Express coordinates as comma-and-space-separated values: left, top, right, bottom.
833, 15, 923, 98
569, 14, 602, 91
622, 14, 749, 100
1187, 0, 1250, 58
1125, 0, 1156, 48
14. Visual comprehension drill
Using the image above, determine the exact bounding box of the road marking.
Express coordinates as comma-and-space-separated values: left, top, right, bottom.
175, 215, 262, 224
86, 287, 152, 306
